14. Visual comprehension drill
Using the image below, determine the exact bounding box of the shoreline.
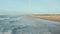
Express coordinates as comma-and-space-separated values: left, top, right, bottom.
27, 14, 60, 22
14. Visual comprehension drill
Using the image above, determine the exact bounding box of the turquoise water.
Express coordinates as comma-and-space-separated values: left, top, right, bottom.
0, 15, 60, 34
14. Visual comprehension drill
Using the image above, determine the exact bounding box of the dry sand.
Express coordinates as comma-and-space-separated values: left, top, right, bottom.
28, 14, 60, 22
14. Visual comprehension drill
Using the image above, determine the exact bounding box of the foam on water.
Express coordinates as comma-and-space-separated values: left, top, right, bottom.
0, 15, 60, 34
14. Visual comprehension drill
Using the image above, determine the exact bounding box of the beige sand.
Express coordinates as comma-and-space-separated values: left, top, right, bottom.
28, 14, 60, 22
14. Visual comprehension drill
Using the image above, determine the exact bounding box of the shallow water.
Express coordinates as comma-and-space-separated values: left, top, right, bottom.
0, 15, 60, 34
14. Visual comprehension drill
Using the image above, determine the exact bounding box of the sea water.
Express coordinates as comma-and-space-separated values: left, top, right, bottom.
0, 15, 60, 34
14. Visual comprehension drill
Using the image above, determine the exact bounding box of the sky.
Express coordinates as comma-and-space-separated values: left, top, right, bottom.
0, 0, 60, 15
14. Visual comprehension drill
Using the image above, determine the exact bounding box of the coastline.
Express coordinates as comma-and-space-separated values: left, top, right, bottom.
27, 14, 60, 22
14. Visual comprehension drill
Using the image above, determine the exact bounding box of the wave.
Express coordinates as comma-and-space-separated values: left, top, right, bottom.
0, 15, 60, 34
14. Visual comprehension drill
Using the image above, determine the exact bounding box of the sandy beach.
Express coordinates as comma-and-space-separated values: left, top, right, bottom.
28, 14, 60, 22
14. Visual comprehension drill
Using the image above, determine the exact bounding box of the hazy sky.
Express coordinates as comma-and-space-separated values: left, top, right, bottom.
0, 0, 60, 15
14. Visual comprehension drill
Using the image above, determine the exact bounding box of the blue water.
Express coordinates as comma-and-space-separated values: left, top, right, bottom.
0, 15, 60, 34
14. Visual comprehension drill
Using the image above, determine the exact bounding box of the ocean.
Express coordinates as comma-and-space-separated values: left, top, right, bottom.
0, 15, 60, 34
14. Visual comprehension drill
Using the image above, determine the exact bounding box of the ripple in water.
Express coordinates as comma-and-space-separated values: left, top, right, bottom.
0, 15, 60, 34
